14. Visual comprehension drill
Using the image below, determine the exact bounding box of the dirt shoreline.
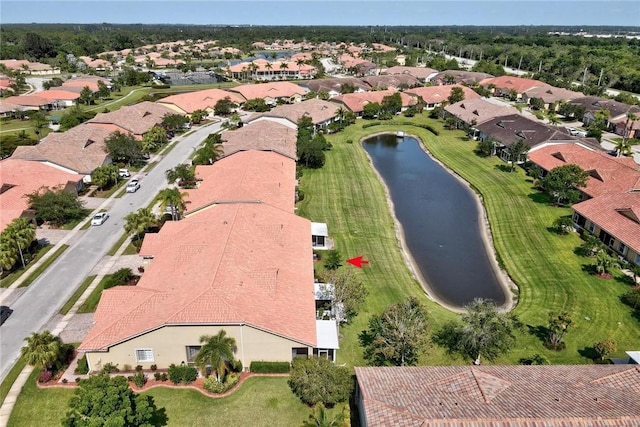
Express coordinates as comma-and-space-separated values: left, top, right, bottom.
360, 131, 518, 313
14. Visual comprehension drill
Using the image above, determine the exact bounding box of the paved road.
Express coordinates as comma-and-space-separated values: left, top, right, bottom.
0, 122, 222, 382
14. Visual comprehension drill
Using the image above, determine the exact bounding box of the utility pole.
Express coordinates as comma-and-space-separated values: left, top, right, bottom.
597, 68, 604, 86
517, 56, 523, 74
504, 55, 508, 68
538, 60, 543, 73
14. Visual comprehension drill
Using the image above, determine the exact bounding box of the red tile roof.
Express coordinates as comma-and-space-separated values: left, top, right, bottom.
221, 121, 298, 160
528, 143, 640, 198
384, 66, 438, 80
227, 82, 307, 102
406, 84, 480, 105
0, 159, 83, 231
87, 101, 175, 136
158, 88, 244, 114
331, 89, 416, 113
79, 202, 316, 351
479, 76, 550, 94
445, 98, 519, 125
185, 151, 296, 214
573, 192, 640, 254
247, 98, 339, 126
3, 95, 51, 108
29, 89, 81, 101
356, 365, 640, 426
11, 124, 113, 174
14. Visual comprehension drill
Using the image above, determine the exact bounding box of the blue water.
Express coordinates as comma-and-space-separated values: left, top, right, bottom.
363, 134, 507, 307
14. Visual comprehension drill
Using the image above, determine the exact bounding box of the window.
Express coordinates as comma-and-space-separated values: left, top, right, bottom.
635, 253, 640, 266
135, 349, 154, 363
618, 242, 627, 255
588, 222, 595, 233
185, 346, 201, 364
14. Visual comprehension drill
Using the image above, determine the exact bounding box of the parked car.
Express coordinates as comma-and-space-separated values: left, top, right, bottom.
91, 212, 109, 226
126, 179, 140, 193
119, 168, 131, 178
0, 306, 12, 326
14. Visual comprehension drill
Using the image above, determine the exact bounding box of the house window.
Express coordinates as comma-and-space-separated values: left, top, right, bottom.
185, 346, 201, 364
292, 347, 309, 359
635, 253, 640, 266
618, 242, 627, 255
312, 235, 325, 247
588, 222, 595, 233
135, 349, 154, 363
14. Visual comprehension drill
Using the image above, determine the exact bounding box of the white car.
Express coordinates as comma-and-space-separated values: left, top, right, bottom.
118, 168, 131, 178
126, 179, 140, 193
91, 212, 109, 226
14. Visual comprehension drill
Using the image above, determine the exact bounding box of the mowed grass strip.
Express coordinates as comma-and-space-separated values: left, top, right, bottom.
18, 244, 69, 288
8, 375, 346, 427
298, 115, 640, 366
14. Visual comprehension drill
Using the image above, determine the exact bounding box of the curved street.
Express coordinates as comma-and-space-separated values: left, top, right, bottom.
0, 121, 222, 382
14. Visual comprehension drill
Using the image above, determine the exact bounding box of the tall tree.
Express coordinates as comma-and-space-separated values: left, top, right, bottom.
288, 357, 352, 407
541, 164, 589, 206
79, 85, 94, 105
158, 188, 187, 220
63, 374, 166, 427
26, 187, 86, 227
2, 217, 35, 269
30, 112, 47, 138
124, 207, 157, 244
360, 297, 430, 366
96, 80, 110, 100
91, 164, 119, 190
213, 97, 236, 116
546, 311, 573, 350
105, 131, 143, 165
448, 86, 465, 104
318, 268, 368, 324
434, 298, 521, 365
142, 125, 168, 154
165, 163, 196, 187
194, 330, 237, 381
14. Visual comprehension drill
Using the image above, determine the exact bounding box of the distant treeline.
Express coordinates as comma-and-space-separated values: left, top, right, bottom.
1, 24, 639, 93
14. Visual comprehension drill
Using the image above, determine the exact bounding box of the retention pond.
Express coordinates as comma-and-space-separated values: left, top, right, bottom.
362, 133, 508, 308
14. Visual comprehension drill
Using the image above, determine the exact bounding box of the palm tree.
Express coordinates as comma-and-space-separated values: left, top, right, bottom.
279, 61, 289, 80
302, 405, 344, 427
194, 330, 237, 381
158, 188, 187, 221
296, 58, 306, 78
124, 208, 156, 244
264, 62, 273, 81
4, 218, 35, 269
619, 112, 638, 156
593, 252, 619, 278
335, 106, 346, 127
507, 138, 530, 172
165, 163, 196, 187
0, 239, 18, 276
21, 331, 63, 371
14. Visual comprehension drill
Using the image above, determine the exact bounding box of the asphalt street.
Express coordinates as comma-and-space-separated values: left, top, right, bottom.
0, 121, 222, 381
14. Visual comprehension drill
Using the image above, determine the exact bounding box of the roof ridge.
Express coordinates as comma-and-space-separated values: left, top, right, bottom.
206, 203, 241, 289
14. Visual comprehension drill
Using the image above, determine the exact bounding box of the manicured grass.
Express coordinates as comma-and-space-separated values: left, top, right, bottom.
59, 275, 96, 315
0, 357, 26, 406
77, 275, 111, 313
93, 180, 127, 199
297, 114, 640, 366
62, 209, 94, 230
143, 160, 159, 172
0, 244, 53, 288
122, 241, 139, 255
18, 244, 69, 288
107, 233, 129, 256
8, 375, 346, 427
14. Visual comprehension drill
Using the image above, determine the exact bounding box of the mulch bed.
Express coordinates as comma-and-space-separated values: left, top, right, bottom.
37, 372, 289, 398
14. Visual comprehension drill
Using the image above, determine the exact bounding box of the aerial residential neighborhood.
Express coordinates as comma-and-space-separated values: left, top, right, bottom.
0, 3, 640, 426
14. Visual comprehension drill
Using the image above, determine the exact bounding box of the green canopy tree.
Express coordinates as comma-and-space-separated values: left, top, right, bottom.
214, 96, 236, 116
165, 163, 196, 187
448, 86, 465, 104
546, 311, 573, 350
506, 138, 529, 172
434, 298, 522, 365
194, 330, 237, 381
142, 125, 168, 154
360, 297, 430, 366
161, 113, 189, 131
62, 374, 166, 427
541, 164, 589, 206
96, 80, 110, 100
105, 131, 143, 166
79, 85, 94, 105
190, 109, 207, 124
91, 164, 119, 190
30, 112, 47, 138
288, 357, 352, 407
26, 187, 86, 227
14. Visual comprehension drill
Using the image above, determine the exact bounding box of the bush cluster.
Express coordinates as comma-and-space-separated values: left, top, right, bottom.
168, 363, 198, 385
153, 372, 169, 381
128, 372, 147, 388
203, 373, 240, 394
74, 355, 89, 375
249, 361, 291, 373
39, 370, 53, 383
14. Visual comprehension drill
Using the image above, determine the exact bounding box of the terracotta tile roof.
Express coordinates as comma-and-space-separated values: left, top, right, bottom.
476, 114, 579, 149
361, 74, 422, 90
62, 76, 111, 92
523, 86, 584, 103
528, 143, 640, 198
301, 77, 370, 95
0, 59, 54, 72
3, 95, 51, 108
384, 66, 438, 80
432, 70, 494, 85
79, 202, 316, 351
371, 43, 397, 52
227, 82, 307, 102
355, 365, 640, 426
30, 89, 80, 101
158, 88, 244, 114
331, 89, 416, 114
228, 59, 316, 76
0, 100, 21, 114
0, 159, 83, 231
185, 151, 296, 214
573, 192, 640, 254
87, 101, 175, 136
406, 84, 480, 105
11, 123, 112, 174
445, 98, 519, 125
479, 76, 550, 94
221, 120, 298, 160
247, 98, 339, 127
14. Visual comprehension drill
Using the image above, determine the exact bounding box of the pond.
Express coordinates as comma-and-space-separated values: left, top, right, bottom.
362, 133, 508, 308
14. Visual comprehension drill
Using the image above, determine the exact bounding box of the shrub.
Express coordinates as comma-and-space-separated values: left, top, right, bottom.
249, 361, 291, 373
130, 372, 146, 388
74, 355, 89, 375
622, 287, 640, 309
75, 377, 81, 383
122, 364, 132, 372
168, 363, 198, 385
39, 370, 53, 383
288, 357, 352, 407
135, 365, 143, 372
150, 364, 157, 371
101, 363, 119, 374
231, 359, 243, 373
62, 378, 68, 384
203, 373, 240, 394
154, 372, 162, 381
160, 373, 168, 381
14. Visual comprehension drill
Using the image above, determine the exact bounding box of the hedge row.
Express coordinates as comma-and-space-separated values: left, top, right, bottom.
249, 361, 291, 373
360, 120, 439, 136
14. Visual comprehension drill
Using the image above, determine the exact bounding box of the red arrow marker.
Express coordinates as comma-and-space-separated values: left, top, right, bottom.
346, 256, 369, 268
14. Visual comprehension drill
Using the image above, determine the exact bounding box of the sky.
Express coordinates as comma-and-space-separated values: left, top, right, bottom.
2, 1, 639, 27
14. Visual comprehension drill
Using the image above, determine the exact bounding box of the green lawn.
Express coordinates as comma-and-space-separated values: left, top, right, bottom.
59, 275, 96, 315
0, 358, 26, 406
18, 244, 69, 288
8, 375, 346, 427
0, 244, 53, 288
77, 275, 112, 313
297, 115, 640, 366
